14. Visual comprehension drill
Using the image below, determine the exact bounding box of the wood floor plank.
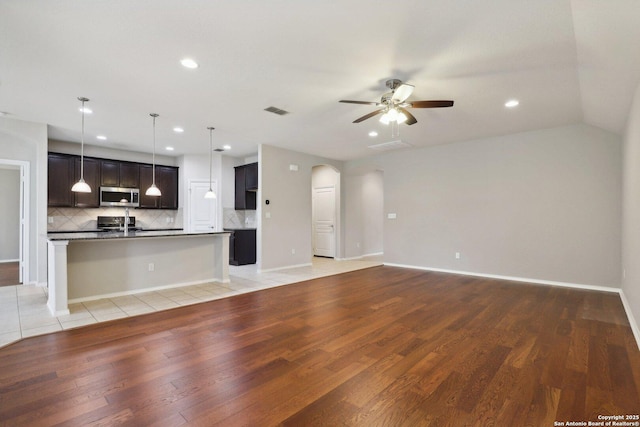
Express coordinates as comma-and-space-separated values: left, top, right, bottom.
0, 266, 639, 426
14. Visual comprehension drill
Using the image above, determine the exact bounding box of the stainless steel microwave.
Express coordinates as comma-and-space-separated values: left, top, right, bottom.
100, 187, 140, 207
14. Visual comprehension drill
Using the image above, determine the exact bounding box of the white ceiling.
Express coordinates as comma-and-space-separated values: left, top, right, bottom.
0, 0, 639, 161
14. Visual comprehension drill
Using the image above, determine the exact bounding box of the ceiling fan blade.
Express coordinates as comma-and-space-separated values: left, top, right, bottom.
353, 109, 384, 123
398, 107, 417, 125
392, 84, 414, 102
339, 100, 379, 105
410, 100, 454, 108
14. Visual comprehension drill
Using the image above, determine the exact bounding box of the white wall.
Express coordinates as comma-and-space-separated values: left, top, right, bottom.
346, 123, 622, 288
343, 169, 384, 258
622, 82, 640, 335
0, 168, 20, 261
178, 153, 222, 231
0, 117, 48, 285
259, 144, 343, 270
221, 155, 242, 210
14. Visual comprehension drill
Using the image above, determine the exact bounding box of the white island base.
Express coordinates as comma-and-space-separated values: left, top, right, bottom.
47, 231, 230, 316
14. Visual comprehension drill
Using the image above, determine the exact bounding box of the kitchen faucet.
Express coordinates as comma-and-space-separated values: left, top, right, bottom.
123, 207, 129, 236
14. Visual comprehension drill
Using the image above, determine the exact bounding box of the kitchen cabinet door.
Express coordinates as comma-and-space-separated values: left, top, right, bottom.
138, 165, 159, 208
157, 166, 178, 209
245, 162, 258, 190
48, 153, 74, 207
119, 162, 139, 188
234, 165, 257, 210
73, 157, 100, 208
100, 160, 119, 187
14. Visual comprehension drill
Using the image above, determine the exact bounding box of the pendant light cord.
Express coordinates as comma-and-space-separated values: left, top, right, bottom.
80, 98, 85, 180
151, 113, 158, 185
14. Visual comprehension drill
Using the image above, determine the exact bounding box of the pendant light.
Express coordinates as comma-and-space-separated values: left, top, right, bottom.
204, 127, 217, 199
71, 97, 92, 193
145, 113, 162, 197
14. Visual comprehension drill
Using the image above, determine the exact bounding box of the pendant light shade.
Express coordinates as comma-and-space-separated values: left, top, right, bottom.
145, 113, 162, 197
72, 97, 92, 193
204, 126, 217, 199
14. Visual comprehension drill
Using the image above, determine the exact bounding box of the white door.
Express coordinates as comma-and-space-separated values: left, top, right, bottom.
188, 181, 217, 232
313, 186, 335, 257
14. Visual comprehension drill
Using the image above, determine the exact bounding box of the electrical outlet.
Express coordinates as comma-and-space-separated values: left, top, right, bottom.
291, 248, 296, 255
48, 216, 54, 224
148, 263, 155, 272
387, 213, 397, 219
455, 252, 461, 259
356, 242, 360, 248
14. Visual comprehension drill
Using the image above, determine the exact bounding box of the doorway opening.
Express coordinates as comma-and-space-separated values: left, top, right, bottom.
0, 159, 29, 286
312, 165, 340, 259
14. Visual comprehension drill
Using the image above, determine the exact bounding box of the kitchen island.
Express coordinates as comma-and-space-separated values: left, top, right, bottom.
47, 230, 230, 316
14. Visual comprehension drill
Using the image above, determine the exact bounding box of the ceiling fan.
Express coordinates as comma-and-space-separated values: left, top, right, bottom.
340, 79, 454, 125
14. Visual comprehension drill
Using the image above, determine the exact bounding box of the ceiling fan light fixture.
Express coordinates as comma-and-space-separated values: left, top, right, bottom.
379, 108, 407, 125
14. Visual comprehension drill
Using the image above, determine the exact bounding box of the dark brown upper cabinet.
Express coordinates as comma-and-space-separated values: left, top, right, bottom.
100, 159, 139, 188
234, 162, 258, 210
47, 153, 74, 207
245, 162, 258, 190
156, 166, 179, 210
139, 164, 179, 210
73, 157, 100, 208
48, 152, 178, 209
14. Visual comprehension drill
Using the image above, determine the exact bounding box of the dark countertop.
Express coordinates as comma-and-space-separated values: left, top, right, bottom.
224, 228, 257, 231
47, 229, 230, 242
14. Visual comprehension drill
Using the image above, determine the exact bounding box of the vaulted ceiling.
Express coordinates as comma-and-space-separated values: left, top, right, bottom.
1, 0, 639, 160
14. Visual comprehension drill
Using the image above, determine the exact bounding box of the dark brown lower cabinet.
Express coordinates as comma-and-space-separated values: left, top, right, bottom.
225, 229, 256, 265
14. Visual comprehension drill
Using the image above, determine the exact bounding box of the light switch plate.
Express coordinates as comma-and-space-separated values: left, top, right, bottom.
387, 213, 397, 219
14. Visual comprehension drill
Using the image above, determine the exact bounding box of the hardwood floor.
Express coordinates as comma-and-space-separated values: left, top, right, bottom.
0, 262, 19, 287
0, 266, 638, 426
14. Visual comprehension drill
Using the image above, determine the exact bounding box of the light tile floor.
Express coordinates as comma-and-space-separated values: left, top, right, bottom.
0, 256, 382, 348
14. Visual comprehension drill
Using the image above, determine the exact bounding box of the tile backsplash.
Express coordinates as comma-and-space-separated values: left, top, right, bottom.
48, 207, 183, 231
223, 208, 257, 229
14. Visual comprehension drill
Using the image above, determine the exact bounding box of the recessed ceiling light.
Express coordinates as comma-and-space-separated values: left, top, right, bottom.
223, 145, 231, 150
96, 135, 107, 141
173, 127, 184, 133
505, 99, 519, 108
180, 58, 198, 69
79, 107, 92, 114
165, 146, 174, 151
368, 131, 378, 137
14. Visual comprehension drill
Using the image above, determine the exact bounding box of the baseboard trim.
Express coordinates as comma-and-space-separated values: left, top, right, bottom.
258, 263, 313, 273
619, 289, 640, 351
68, 278, 225, 304
384, 262, 640, 350
384, 263, 620, 293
